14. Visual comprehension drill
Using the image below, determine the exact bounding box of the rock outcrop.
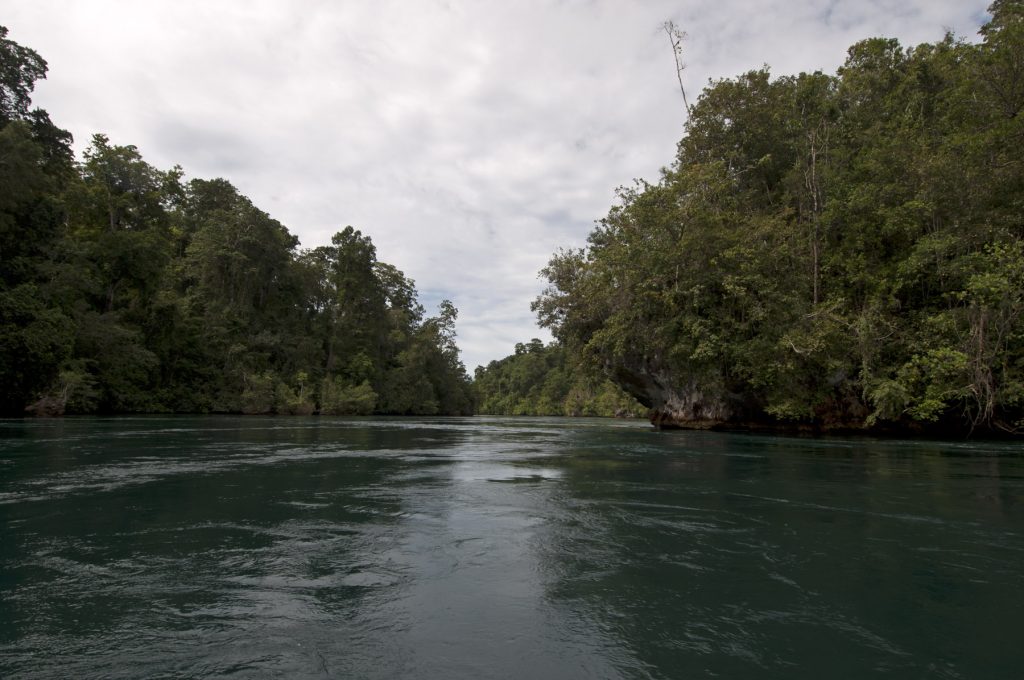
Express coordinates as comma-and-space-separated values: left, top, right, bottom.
610, 363, 749, 430
609, 361, 887, 434
24, 395, 66, 417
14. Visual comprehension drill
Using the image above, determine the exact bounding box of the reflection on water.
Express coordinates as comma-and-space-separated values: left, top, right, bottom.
1, 416, 1022, 678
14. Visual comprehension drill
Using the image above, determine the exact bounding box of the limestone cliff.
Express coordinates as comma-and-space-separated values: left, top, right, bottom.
609, 361, 898, 434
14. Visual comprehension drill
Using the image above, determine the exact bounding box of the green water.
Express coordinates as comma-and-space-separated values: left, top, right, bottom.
1, 416, 1021, 678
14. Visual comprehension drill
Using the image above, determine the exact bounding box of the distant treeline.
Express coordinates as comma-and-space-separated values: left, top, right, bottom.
534, 2, 1024, 435
0, 26, 473, 416
473, 339, 644, 417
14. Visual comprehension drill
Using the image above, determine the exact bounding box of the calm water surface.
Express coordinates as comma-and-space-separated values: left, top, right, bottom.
1, 416, 1022, 678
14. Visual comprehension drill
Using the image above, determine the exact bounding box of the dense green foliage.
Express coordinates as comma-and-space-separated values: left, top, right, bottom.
0, 27, 473, 416
535, 3, 1024, 434
473, 339, 644, 417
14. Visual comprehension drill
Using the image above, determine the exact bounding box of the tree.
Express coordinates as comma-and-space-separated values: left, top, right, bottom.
0, 26, 46, 124
474, 339, 643, 417
662, 20, 693, 119
536, 8, 1024, 434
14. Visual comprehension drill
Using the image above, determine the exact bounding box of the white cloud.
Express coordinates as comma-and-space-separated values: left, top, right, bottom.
5, 0, 990, 370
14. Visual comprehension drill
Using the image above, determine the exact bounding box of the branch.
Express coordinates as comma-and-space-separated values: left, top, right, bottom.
663, 20, 692, 121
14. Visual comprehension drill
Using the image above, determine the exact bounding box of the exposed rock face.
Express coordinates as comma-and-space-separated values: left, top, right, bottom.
610, 361, 872, 433
610, 363, 745, 430
24, 395, 66, 417
649, 387, 733, 429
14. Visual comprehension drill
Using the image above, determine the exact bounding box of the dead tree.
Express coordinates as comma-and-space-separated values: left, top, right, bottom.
663, 20, 693, 120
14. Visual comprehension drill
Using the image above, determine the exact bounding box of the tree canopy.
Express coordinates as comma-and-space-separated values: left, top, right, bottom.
535, 3, 1024, 435
473, 339, 643, 417
0, 26, 473, 417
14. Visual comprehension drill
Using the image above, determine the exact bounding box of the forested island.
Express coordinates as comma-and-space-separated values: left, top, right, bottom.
528, 2, 1024, 436
3, 3, 1024, 437
473, 339, 644, 417
0, 26, 473, 417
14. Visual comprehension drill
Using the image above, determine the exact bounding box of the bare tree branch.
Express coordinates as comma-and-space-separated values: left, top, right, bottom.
663, 20, 692, 120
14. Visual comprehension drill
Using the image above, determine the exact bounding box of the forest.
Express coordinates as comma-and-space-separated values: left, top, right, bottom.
4, 2, 1024, 435
472, 339, 643, 417
532, 1, 1024, 435
0, 26, 473, 416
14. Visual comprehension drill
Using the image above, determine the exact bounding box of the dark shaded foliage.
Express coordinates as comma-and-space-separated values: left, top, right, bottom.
0, 26, 473, 416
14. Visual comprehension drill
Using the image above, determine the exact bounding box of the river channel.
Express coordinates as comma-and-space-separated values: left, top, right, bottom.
1, 416, 1021, 678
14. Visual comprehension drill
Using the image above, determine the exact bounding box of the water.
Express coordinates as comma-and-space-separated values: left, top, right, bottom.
1, 416, 1021, 679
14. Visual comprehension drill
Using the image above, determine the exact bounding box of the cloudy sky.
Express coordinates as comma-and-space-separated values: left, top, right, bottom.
6, 0, 991, 370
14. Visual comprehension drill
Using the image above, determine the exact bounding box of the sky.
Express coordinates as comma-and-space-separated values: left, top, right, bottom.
5, 0, 992, 371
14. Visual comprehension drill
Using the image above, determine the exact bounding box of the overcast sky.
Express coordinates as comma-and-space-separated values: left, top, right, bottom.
5, 0, 992, 370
